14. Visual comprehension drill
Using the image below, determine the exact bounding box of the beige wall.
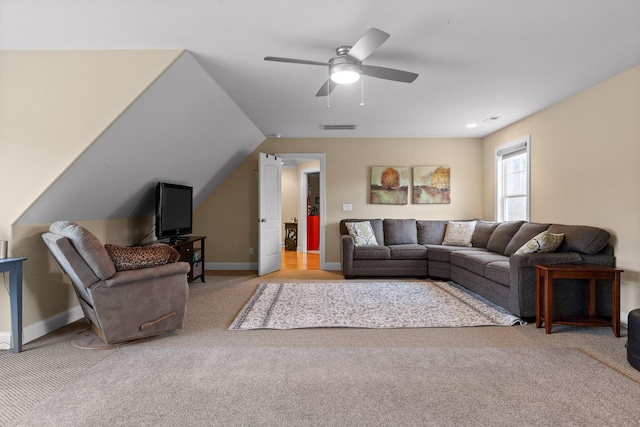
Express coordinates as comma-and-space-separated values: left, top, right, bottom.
0, 50, 181, 337
194, 138, 484, 266
482, 64, 640, 315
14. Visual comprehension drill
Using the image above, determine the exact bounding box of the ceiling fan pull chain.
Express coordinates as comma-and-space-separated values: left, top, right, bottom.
360, 77, 365, 106
326, 78, 331, 109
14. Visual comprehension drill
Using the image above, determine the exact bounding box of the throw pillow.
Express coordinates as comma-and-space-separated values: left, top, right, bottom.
104, 243, 181, 272
515, 230, 565, 254
345, 221, 379, 247
442, 220, 477, 247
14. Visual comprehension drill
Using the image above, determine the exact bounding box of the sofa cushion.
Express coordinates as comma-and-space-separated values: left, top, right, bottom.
451, 250, 508, 277
442, 220, 477, 247
383, 219, 417, 245
345, 221, 379, 246
515, 230, 564, 254
425, 245, 486, 263
341, 219, 384, 245
486, 221, 524, 255
471, 220, 500, 249
49, 221, 116, 280
389, 244, 428, 260
547, 224, 611, 255
353, 245, 391, 260
504, 222, 550, 256
104, 243, 181, 272
485, 261, 511, 286
417, 220, 448, 245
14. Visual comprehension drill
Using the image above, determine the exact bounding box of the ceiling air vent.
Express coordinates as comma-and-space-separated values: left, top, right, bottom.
322, 124, 358, 131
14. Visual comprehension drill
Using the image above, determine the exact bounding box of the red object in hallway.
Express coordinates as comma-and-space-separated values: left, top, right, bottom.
307, 216, 319, 250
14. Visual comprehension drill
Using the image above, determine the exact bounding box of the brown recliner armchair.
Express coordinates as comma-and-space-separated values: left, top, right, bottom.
42, 221, 190, 345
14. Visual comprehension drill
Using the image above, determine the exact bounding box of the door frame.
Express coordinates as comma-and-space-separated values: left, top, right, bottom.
276, 152, 326, 270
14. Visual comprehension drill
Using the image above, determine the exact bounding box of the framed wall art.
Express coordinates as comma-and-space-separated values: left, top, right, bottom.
412, 165, 451, 204
370, 166, 409, 204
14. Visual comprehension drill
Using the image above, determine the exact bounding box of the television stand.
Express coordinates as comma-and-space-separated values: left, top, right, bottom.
163, 236, 189, 245
170, 236, 206, 283
137, 236, 206, 282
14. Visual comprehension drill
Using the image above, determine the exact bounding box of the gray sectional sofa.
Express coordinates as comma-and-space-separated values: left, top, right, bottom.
340, 218, 615, 318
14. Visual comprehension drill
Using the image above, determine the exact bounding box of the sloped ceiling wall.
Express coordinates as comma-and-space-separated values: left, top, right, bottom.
18, 51, 265, 224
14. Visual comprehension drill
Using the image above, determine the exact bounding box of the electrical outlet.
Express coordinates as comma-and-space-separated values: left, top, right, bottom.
249, 247, 254, 255
342, 204, 353, 212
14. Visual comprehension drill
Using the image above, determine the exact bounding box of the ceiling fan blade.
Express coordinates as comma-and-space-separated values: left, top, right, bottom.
315, 79, 338, 97
361, 65, 418, 83
347, 28, 390, 62
264, 56, 330, 67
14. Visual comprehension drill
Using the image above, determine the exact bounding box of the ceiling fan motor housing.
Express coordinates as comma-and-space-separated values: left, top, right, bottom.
329, 51, 362, 84
336, 46, 352, 56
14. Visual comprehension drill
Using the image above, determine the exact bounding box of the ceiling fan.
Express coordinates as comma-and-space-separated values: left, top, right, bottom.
264, 28, 418, 97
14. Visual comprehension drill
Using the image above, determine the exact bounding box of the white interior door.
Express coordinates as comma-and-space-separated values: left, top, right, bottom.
258, 153, 282, 276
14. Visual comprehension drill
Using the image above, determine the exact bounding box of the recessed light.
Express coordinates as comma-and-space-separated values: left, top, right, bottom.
465, 123, 478, 128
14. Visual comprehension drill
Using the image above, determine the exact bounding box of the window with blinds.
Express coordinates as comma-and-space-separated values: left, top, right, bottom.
496, 136, 530, 221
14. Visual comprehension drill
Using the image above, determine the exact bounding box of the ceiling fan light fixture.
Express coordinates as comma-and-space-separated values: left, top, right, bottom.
330, 63, 361, 84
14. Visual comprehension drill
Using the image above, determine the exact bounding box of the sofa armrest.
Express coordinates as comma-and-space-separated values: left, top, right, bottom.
340, 235, 356, 278
100, 262, 191, 288
509, 252, 581, 268
579, 253, 616, 267
508, 252, 582, 317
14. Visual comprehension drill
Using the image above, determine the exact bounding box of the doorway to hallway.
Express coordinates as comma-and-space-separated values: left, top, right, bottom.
276, 153, 326, 271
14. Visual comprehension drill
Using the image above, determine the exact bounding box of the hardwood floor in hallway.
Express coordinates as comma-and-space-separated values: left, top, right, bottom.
281, 248, 320, 270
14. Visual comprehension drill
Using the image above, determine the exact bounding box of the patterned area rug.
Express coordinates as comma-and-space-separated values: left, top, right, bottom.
230, 281, 524, 330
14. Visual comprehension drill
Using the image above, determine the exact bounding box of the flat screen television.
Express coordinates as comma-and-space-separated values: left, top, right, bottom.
155, 182, 193, 242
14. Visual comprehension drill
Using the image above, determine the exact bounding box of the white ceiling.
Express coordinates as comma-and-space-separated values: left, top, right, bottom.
2, 0, 639, 139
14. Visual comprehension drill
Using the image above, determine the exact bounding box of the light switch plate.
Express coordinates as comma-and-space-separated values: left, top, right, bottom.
342, 204, 352, 211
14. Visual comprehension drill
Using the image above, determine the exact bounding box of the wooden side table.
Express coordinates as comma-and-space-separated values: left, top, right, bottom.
284, 222, 297, 251
535, 263, 622, 337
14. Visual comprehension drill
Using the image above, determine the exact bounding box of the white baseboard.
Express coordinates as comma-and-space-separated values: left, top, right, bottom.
0, 305, 84, 350
621, 311, 630, 328
324, 262, 341, 271
205, 262, 258, 271
0, 332, 11, 350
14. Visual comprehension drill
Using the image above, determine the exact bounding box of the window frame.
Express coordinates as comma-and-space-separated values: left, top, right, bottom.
495, 135, 531, 222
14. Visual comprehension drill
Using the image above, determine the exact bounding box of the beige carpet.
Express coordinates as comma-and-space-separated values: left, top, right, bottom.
10, 346, 640, 426
2, 270, 639, 426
